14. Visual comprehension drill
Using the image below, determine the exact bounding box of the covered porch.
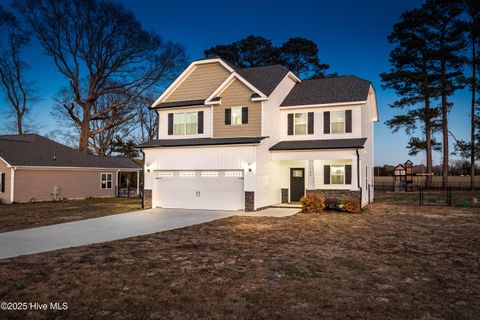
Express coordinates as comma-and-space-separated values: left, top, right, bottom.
271, 149, 360, 204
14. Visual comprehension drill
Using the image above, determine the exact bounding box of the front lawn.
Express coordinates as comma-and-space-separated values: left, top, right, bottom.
0, 201, 478, 319
0, 197, 142, 233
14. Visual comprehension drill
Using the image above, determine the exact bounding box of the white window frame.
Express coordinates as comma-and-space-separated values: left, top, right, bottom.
330, 165, 345, 185
331, 110, 346, 134
231, 106, 243, 125
101, 172, 113, 189
173, 112, 198, 135
293, 112, 307, 135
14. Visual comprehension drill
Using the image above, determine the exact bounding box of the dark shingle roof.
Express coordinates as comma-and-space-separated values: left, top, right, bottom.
269, 138, 367, 151
152, 99, 205, 110
237, 65, 290, 96
0, 134, 140, 169
139, 137, 267, 148
280, 76, 371, 106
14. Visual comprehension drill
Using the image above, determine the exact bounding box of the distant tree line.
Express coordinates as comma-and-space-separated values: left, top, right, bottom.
381, 0, 480, 189
204, 35, 332, 79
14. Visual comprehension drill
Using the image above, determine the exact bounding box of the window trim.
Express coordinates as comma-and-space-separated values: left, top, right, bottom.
330, 110, 346, 134
230, 106, 243, 126
330, 165, 345, 185
100, 172, 113, 189
173, 111, 199, 135
293, 112, 307, 135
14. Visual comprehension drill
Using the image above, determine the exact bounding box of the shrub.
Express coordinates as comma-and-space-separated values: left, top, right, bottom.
340, 196, 361, 214
324, 197, 341, 210
300, 192, 325, 213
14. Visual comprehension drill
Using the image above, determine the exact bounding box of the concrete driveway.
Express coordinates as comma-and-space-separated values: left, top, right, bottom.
0, 207, 299, 260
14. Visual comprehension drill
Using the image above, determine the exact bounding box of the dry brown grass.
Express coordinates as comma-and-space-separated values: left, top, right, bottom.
0, 197, 141, 232
0, 201, 479, 319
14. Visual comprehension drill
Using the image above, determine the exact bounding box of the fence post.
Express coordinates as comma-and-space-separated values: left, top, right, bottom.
419, 187, 422, 206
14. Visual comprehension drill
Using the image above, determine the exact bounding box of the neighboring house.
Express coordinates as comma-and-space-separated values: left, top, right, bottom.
0, 134, 141, 204
140, 57, 378, 211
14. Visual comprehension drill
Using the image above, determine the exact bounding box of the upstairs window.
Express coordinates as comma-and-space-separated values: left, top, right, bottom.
173, 113, 186, 135
185, 112, 198, 135
294, 113, 307, 135
173, 112, 198, 135
231, 107, 242, 125
331, 110, 345, 134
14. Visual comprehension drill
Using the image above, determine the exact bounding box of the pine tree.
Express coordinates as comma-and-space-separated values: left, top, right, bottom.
462, 0, 480, 188
424, 0, 466, 187
381, 7, 440, 187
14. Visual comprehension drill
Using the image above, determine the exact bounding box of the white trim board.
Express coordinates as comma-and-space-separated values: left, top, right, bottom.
280, 101, 366, 109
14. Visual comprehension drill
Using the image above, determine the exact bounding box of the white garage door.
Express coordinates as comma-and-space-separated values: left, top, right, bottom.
154, 170, 244, 211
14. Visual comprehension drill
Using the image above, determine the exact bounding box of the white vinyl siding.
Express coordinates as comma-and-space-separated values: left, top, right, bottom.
280, 105, 362, 141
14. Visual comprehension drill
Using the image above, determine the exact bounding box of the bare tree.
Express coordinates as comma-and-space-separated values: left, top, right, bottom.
20, 0, 186, 152
136, 92, 158, 144
0, 5, 36, 134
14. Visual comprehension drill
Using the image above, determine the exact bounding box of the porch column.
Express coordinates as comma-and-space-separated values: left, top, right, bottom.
136, 171, 140, 196
307, 160, 315, 190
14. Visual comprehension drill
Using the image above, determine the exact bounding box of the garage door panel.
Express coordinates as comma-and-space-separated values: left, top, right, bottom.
155, 170, 244, 211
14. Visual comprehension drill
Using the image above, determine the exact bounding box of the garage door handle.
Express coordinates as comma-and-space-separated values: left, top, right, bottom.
196, 191, 200, 197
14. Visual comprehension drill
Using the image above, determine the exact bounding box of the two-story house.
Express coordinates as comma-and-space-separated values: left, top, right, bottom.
140, 57, 378, 211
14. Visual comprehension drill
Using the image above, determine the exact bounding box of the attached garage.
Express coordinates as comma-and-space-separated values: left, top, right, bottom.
154, 170, 244, 211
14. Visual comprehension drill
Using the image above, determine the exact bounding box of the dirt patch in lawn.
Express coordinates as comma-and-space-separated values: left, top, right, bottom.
0, 198, 141, 232
0, 202, 479, 319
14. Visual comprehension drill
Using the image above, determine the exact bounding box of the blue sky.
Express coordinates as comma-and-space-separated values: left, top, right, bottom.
0, 0, 473, 165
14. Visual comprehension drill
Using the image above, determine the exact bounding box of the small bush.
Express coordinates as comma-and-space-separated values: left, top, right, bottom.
340, 196, 361, 214
300, 193, 325, 213
324, 197, 341, 210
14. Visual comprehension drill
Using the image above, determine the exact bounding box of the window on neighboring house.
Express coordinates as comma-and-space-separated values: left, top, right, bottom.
231, 107, 242, 125
330, 165, 345, 184
101, 173, 113, 189
173, 112, 198, 135
294, 113, 307, 135
331, 111, 345, 134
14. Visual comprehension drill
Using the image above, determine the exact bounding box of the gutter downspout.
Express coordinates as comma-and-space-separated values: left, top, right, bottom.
140, 149, 145, 209
356, 149, 362, 209
10, 167, 17, 203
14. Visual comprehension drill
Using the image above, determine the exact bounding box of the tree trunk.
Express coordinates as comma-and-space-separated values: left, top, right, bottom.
471, 36, 476, 190
425, 98, 433, 187
79, 115, 90, 154
16, 112, 23, 135
441, 61, 449, 188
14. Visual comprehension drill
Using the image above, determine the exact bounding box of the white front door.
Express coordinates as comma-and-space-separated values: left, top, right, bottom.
154, 170, 244, 210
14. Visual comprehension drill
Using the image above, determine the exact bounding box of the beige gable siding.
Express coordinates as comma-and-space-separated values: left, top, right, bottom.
166, 63, 231, 102
13, 169, 117, 203
0, 160, 11, 204
213, 79, 262, 138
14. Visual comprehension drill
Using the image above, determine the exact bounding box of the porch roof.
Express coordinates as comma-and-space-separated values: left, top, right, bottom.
139, 137, 267, 148
269, 138, 367, 151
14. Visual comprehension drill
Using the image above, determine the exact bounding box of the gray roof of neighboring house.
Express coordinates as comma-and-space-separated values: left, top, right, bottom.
269, 138, 367, 151
139, 137, 267, 148
0, 134, 140, 169
280, 76, 371, 106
